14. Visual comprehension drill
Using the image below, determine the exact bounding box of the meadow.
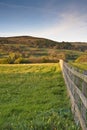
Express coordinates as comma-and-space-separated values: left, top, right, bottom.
70, 62, 87, 73
0, 63, 81, 130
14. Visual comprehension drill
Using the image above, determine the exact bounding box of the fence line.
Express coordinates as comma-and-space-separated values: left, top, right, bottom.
59, 60, 87, 130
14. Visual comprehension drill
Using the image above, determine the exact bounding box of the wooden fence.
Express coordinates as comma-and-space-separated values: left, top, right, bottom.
59, 60, 87, 130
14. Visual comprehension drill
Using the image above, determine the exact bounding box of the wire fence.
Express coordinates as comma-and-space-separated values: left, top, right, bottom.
59, 60, 87, 130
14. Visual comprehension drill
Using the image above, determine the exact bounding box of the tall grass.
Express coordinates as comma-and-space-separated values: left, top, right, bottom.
0, 63, 81, 130
70, 62, 87, 72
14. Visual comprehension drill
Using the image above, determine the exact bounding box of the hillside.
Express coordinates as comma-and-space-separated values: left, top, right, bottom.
0, 36, 87, 50
0, 36, 87, 63
0, 36, 73, 49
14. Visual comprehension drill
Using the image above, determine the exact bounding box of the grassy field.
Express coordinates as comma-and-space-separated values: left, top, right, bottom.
70, 62, 87, 72
0, 63, 81, 130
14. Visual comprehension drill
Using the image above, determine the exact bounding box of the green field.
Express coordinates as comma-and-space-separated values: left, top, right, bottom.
0, 64, 81, 130
70, 62, 87, 72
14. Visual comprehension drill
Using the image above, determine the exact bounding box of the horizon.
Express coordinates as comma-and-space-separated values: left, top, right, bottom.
0, 0, 87, 42
0, 35, 87, 43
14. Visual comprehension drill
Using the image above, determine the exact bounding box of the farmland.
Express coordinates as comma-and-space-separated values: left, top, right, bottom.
0, 36, 87, 64
70, 62, 87, 72
0, 63, 81, 130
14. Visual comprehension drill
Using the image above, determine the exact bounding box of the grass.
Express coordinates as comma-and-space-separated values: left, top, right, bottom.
70, 62, 87, 73
0, 63, 81, 130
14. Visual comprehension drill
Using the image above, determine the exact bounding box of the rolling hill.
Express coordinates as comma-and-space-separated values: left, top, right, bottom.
0, 36, 87, 63
0, 36, 73, 49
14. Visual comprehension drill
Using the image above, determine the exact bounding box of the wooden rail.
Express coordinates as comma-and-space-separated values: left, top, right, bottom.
59, 60, 87, 130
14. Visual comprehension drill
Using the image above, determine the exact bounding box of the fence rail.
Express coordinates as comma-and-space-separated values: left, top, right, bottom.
59, 60, 87, 130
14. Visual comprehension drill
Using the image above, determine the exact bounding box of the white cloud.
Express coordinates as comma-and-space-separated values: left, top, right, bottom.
0, 10, 87, 42
32, 10, 87, 42
0, 1, 87, 42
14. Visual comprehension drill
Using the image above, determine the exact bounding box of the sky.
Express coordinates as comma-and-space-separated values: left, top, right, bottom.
0, 0, 87, 42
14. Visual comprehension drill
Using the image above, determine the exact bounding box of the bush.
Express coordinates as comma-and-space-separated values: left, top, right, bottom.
75, 55, 87, 62
14, 58, 30, 64
7, 52, 22, 64
14, 57, 23, 64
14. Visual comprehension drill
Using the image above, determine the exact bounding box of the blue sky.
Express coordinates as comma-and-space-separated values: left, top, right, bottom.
0, 0, 87, 42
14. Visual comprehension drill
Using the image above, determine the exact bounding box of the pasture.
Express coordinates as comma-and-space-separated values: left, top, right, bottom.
0, 63, 81, 129
71, 62, 87, 72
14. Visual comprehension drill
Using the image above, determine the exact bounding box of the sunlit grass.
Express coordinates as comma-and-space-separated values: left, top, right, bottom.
0, 63, 81, 129
70, 62, 87, 71
0, 63, 60, 73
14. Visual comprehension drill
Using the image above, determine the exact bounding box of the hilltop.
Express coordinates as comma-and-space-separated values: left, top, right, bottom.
0, 36, 87, 50
0, 36, 72, 49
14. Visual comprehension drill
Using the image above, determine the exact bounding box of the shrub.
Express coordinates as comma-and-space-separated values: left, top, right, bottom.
14, 57, 23, 64
14, 58, 30, 64
75, 55, 87, 62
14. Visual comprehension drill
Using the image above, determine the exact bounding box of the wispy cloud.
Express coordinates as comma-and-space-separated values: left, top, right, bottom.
33, 10, 87, 41
1, 10, 87, 42
0, 1, 87, 42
